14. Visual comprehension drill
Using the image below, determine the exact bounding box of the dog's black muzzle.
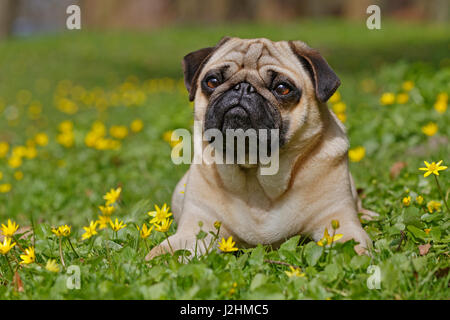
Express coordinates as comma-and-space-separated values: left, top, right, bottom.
203, 82, 282, 158
205, 82, 280, 133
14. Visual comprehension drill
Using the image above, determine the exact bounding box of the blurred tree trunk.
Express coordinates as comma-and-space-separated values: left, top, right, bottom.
428, 0, 448, 22
0, 0, 19, 39
343, 0, 372, 19
81, 0, 172, 29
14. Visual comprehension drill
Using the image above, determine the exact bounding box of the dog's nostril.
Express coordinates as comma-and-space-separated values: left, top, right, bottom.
234, 82, 255, 94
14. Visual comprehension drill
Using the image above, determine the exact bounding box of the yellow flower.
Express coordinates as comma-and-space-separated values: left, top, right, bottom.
147, 203, 172, 224
434, 99, 447, 114
12, 146, 27, 157
421, 122, 438, 136
58, 121, 73, 132
0, 237, 16, 254
14, 171, 23, 181
24, 147, 37, 159
163, 130, 181, 148
153, 218, 173, 233
336, 112, 346, 123
396, 93, 409, 104
416, 195, 424, 205
218, 236, 238, 252
97, 215, 111, 230
437, 92, 448, 102
109, 125, 129, 139
317, 228, 343, 246
94, 138, 121, 150
380, 92, 395, 105
348, 146, 365, 162
51, 224, 71, 237
329, 91, 341, 104
285, 266, 306, 278
0, 183, 12, 193
214, 221, 222, 230
34, 133, 49, 146
28, 102, 42, 119
419, 160, 447, 177
57, 132, 75, 148
91, 121, 107, 136
402, 81, 414, 91
82, 221, 98, 240
0, 142, 9, 158
427, 201, 442, 213
228, 282, 238, 295
317, 238, 328, 246
45, 259, 60, 272
103, 187, 122, 205
20, 246, 35, 264
109, 218, 126, 232
331, 220, 340, 230
1, 219, 19, 238
402, 196, 411, 207
99, 205, 115, 215
424, 228, 431, 235
8, 156, 22, 168
332, 102, 346, 114
130, 119, 144, 133
56, 97, 78, 114
136, 223, 153, 239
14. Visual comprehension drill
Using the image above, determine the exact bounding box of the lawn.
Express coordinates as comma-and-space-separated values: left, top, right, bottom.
0, 19, 448, 299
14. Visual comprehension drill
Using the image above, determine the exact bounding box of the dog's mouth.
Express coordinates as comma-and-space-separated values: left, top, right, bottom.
204, 89, 281, 136
221, 105, 252, 132
203, 89, 285, 161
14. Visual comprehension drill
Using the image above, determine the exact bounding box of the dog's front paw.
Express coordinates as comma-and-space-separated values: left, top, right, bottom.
359, 208, 379, 222
145, 242, 172, 261
350, 233, 373, 256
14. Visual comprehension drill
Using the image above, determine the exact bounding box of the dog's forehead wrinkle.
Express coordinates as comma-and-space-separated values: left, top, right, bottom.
243, 42, 264, 69
216, 39, 284, 68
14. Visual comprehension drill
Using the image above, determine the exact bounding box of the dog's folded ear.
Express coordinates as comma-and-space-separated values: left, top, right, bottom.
289, 41, 340, 103
182, 37, 231, 101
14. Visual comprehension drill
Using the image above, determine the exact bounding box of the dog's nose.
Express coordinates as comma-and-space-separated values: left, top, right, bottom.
233, 82, 256, 95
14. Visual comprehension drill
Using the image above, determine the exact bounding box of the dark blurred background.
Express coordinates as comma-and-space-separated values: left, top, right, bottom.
0, 0, 448, 38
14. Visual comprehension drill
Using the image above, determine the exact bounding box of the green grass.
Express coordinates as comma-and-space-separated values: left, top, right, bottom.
0, 19, 448, 299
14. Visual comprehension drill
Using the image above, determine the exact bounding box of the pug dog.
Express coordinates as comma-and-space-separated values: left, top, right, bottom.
146, 37, 377, 260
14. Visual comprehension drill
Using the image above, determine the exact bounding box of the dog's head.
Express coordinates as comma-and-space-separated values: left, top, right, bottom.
182, 37, 340, 150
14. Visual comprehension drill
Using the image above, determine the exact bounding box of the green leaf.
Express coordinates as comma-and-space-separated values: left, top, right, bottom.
407, 225, 427, 240
322, 264, 341, 282
196, 230, 207, 240
103, 239, 123, 251
279, 235, 300, 252
303, 242, 323, 266
140, 282, 167, 299
403, 207, 424, 228
248, 245, 265, 266
350, 255, 371, 270
250, 273, 267, 291
246, 284, 284, 300
429, 228, 441, 242
412, 256, 427, 272
236, 253, 248, 269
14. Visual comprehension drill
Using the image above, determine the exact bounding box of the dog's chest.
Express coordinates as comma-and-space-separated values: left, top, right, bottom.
221, 187, 308, 245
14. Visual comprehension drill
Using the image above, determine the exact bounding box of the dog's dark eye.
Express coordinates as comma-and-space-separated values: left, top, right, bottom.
206, 77, 220, 89
274, 83, 291, 96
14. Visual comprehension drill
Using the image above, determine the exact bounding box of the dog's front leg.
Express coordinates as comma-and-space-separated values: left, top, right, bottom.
145, 218, 218, 261
310, 210, 372, 255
